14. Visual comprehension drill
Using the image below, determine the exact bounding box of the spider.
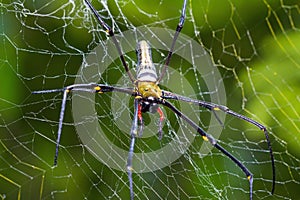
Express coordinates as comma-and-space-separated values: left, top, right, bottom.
33, 0, 275, 199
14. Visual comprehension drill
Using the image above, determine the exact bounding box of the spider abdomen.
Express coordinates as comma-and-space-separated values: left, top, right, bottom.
136, 40, 158, 82
135, 40, 162, 99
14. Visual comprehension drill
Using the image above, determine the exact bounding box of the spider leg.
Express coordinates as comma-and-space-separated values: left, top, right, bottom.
137, 104, 144, 137
158, 99, 254, 200
127, 97, 140, 200
33, 87, 72, 166
51, 89, 69, 166
157, 0, 187, 83
212, 109, 225, 128
157, 107, 164, 140
32, 83, 134, 166
84, 0, 135, 82
162, 90, 275, 194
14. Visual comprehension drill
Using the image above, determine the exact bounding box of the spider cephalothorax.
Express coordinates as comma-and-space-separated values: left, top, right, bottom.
136, 81, 162, 99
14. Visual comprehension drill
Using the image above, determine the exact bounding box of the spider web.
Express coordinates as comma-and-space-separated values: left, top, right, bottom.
1, 0, 300, 199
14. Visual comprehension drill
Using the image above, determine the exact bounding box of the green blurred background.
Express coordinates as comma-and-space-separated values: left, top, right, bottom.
1, 0, 300, 199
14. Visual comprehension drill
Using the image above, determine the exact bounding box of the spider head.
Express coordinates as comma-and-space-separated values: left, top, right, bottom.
137, 81, 162, 99
140, 97, 159, 114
